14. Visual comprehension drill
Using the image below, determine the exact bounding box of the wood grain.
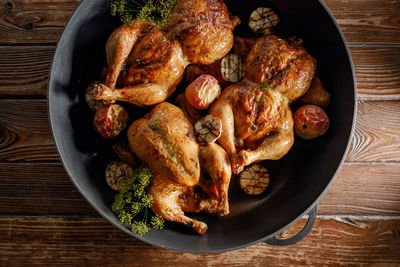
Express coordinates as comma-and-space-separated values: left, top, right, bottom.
351, 47, 400, 100
0, 217, 399, 266
319, 162, 400, 215
347, 100, 400, 162
0, 46, 53, 97
0, 163, 97, 216
0, 46, 398, 99
0, 0, 399, 45
1, 100, 400, 163
325, 0, 400, 46
0, 0, 79, 45
0, 100, 58, 162
1, 162, 399, 216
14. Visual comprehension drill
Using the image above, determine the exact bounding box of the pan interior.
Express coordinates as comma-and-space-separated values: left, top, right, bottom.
48, 0, 355, 253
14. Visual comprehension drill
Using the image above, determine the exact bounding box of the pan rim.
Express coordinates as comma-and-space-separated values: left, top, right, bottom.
47, 0, 357, 254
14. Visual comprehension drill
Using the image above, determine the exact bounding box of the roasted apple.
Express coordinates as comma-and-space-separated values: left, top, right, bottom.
185, 75, 221, 109
294, 105, 329, 139
93, 104, 129, 139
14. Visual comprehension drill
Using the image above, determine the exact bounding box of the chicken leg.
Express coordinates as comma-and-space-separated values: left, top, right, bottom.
199, 143, 231, 216
149, 174, 217, 235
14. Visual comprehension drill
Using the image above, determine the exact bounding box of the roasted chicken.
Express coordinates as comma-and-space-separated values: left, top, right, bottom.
210, 35, 317, 174
127, 102, 231, 233
90, 0, 239, 106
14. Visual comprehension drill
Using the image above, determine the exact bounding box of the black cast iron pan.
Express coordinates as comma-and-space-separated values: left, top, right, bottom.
48, 0, 356, 253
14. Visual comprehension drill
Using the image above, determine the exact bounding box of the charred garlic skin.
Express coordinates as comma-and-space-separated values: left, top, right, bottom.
194, 115, 222, 144
221, 54, 246, 83
105, 161, 134, 191
248, 7, 280, 35
239, 164, 270, 195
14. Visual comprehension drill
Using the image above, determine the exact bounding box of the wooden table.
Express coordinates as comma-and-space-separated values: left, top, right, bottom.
0, 0, 399, 265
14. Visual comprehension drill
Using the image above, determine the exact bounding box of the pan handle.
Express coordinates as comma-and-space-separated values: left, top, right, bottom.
264, 205, 317, 246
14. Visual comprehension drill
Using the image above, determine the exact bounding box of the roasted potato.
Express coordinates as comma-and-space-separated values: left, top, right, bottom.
93, 104, 129, 139
294, 105, 330, 140
185, 75, 221, 109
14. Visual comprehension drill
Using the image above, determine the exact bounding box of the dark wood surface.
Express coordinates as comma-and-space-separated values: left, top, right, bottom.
0, 0, 399, 265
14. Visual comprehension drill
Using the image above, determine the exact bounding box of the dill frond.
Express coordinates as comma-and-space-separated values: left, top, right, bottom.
151, 214, 165, 230
131, 221, 150, 235
141, 193, 153, 208
111, 165, 164, 236
110, 0, 178, 28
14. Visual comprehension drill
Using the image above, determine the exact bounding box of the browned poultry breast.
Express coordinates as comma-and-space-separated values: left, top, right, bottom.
168, 0, 240, 64
127, 102, 231, 233
90, 0, 239, 106
210, 35, 316, 174
127, 102, 200, 187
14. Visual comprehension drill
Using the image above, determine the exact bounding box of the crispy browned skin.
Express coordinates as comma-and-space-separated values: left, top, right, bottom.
128, 103, 232, 233
199, 143, 231, 216
168, 0, 240, 65
298, 73, 331, 106
128, 102, 200, 186
149, 174, 217, 235
91, 0, 238, 106
210, 35, 316, 174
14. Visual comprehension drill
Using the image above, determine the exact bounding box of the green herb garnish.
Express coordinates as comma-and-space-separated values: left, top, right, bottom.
261, 82, 272, 92
110, 0, 178, 28
111, 166, 165, 236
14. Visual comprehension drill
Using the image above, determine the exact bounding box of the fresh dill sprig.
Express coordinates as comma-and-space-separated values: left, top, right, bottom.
111, 165, 165, 236
151, 214, 165, 230
110, 0, 178, 28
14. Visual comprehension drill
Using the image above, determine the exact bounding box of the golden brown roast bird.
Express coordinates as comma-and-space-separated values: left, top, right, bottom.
90, 0, 239, 106
127, 103, 231, 234
210, 35, 317, 174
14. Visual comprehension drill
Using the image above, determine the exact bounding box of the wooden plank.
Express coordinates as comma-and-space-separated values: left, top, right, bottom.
351, 47, 400, 100
319, 162, 400, 215
0, 0, 79, 45
347, 100, 400, 162
1, 100, 400, 163
0, 0, 399, 45
1, 162, 399, 216
0, 46, 398, 99
0, 217, 399, 265
325, 0, 400, 46
0, 46, 53, 97
0, 100, 58, 162
0, 163, 97, 216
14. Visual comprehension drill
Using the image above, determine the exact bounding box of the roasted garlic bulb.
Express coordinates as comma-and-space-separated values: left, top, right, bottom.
221, 54, 246, 83
239, 164, 270, 195
105, 161, 134, 191
194, 115, 222, 144
249, 7, 279, 35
